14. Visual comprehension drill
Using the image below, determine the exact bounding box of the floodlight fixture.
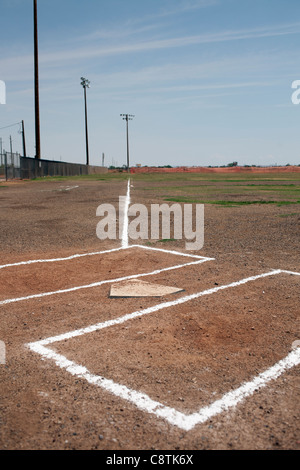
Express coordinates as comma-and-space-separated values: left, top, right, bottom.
81, 77, 90, 89
120, 114, 135, 121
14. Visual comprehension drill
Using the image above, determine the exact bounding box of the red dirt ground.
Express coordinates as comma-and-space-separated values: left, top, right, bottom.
0, 177, 299, 451
130, 165, 300, 174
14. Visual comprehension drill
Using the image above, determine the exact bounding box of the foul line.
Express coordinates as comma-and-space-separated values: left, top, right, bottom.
0, 243, 211, 271
121, 179, 131, 248
0, 177, 210, 270
28, 344, 300, 432
27, 268, 300, 431
0, 247, 213, 306
0, 246, 130, 270
63, 185, 79, 191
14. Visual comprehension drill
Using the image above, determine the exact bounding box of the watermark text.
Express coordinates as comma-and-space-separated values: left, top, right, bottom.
96, 200, 204, 250
0, 80, 6, 104
291, 80, 300, 105
0, 341, 5, 365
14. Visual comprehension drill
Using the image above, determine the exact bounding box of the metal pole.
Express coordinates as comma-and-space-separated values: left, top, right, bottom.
84, 86, 89, 166
120, 114, 134, 173
126, 116, 130, 173
4, 152, 7, 181
10, 135, 14, 178
22, 120, 27, 157
80, 77, 90, 166
34, 0, 41, 159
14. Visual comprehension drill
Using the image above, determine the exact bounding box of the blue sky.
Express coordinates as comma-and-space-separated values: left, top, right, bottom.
1, 0, 300, 167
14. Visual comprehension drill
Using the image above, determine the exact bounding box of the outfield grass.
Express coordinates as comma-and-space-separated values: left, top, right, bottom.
2, 171, 300, 208
131, 172, 300, 207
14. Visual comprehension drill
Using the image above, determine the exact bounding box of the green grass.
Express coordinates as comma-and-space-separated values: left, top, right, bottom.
277, 212, 298, 217
10, 170, 300, 207
141, 184, 300, 199
131, 172, 300, 207
131, 172, 300, 184
24, 170, 300, 185
163, 197, 300, 207
30, 173, 130, 183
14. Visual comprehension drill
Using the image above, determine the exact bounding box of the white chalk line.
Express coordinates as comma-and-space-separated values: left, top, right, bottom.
121, 178, 131, 248
281, 269, 300, 276
0, 221, 213, 306
6, 177, 300, 428
134, 243, 209, 260
0, 245, 128, 270
63, 185, 79, 191
28, 343, 300, 432
0, 176, 212, 271
28, 269, 283, 345
27, 269, 300, 431
40, 185, 79, 193
0, 256, 211, 306
0, 243, 210, 271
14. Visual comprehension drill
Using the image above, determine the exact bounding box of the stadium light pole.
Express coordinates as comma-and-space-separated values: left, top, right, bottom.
33, 0, 41, 159
120, 114, 134, 173
81, 77, 90, 166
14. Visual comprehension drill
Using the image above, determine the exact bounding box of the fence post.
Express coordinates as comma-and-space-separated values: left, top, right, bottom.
4, 152, 7, 181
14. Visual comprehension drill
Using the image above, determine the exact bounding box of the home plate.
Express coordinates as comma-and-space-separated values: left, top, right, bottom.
109, 279, 185, 298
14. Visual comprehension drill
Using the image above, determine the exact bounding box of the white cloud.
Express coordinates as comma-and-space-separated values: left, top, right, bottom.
40, 21, 300, 64
2, 21, 299, 73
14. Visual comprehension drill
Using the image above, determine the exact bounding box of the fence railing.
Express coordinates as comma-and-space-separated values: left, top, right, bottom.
20, 156, 89, 179
0, 155, 108, 180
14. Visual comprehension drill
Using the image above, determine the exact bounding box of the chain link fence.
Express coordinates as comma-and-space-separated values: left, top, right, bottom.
20, 156, 89, 179
0, 155, 108, 180
0, 151, 21, 180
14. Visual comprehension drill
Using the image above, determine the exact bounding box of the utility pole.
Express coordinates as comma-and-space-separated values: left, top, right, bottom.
80, 77, 90, 166
21, 120, 27, 157
9, 135, 14, 178
120, 114, 134, 173
4, 151, 7, 181
33, 0, 41, 159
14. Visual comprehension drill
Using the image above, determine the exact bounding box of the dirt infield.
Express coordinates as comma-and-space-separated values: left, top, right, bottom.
0, 175, 299, 450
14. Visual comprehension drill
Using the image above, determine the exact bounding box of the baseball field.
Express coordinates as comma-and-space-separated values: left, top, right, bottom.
0, 170, 299, 450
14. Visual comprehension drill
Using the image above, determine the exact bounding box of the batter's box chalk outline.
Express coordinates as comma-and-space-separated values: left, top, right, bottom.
0, 245, 214, 306
27, 269, 300, 431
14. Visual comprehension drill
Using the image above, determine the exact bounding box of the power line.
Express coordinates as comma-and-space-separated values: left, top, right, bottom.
0, 122, 22, 131
0, 120, 27, 157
